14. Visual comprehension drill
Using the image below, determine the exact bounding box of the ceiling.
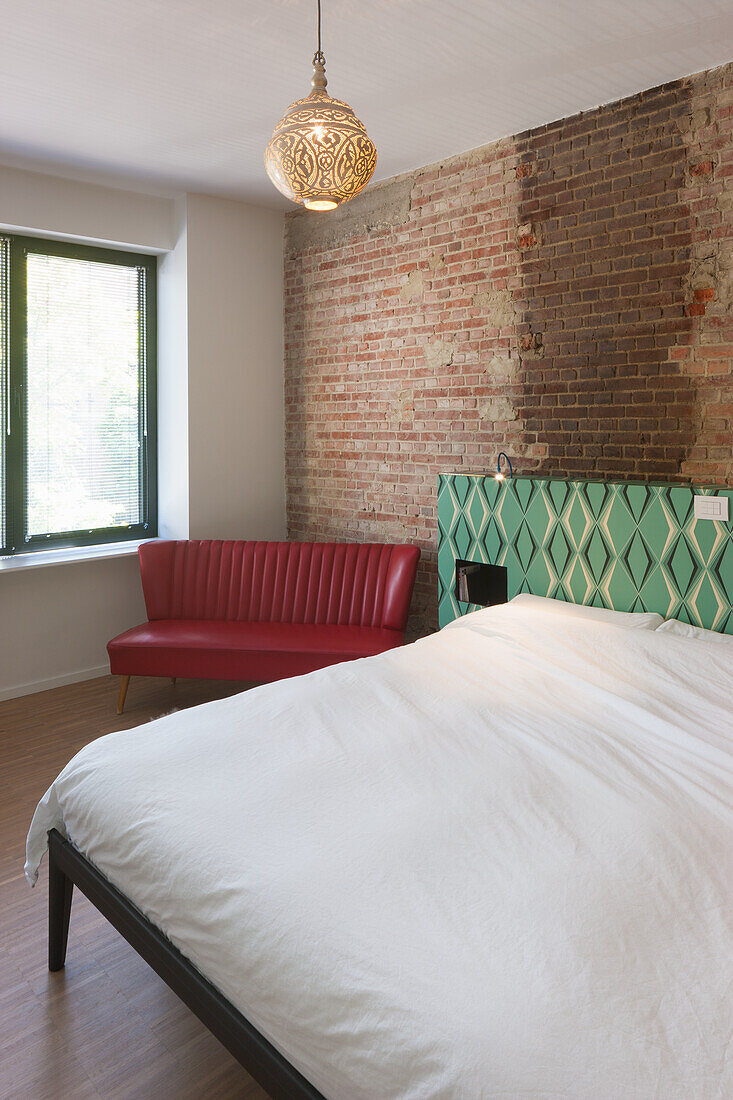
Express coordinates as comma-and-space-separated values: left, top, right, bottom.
2, 0, 733, 208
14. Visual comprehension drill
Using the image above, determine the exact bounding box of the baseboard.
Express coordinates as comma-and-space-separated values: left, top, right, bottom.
0, 664, 110, 702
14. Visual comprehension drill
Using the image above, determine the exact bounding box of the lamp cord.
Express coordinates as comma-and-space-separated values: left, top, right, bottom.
314, 0, 325, 64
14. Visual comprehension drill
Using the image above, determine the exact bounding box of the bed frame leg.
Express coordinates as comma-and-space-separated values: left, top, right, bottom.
49, 849, 74, 972
117, 675, 130, 714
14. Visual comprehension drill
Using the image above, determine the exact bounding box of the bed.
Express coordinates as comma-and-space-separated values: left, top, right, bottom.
26, 593, 733, 1099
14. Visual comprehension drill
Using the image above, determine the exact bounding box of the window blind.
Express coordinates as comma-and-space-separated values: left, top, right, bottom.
25, 253, 146, 538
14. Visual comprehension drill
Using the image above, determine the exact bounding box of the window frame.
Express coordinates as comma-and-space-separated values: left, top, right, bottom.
2, 233, 157, 555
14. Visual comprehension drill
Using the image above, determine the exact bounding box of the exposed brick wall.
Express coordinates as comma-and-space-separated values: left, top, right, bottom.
284, 64, 733, 635
515, 82, 696, 478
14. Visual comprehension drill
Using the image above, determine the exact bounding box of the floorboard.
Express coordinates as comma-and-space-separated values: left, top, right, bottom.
0, 674, 268, 1099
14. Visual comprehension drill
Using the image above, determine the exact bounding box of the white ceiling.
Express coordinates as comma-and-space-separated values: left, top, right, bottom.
2, 0, 733, 208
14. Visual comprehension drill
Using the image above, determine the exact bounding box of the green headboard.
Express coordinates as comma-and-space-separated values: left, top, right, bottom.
438, 475, 733, 633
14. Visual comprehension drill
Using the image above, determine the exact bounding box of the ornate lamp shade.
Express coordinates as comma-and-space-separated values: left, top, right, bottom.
265, 58, 377, 211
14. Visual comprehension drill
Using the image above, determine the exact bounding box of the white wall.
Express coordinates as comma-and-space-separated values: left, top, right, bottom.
0, 556, 147, 699
0, 170, 285, 700
158, 196, 190, 539
186, 194, 285, 540
0, 163, 175, 251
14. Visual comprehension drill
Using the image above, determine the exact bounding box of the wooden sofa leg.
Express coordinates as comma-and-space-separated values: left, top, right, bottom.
117, 675, 131, 715
170, 677, 176, 686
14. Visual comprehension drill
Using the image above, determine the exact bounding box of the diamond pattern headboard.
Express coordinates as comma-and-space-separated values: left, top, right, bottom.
438, 475, 733, 633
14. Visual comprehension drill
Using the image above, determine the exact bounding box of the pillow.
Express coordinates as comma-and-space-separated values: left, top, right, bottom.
656, 619, 733, 644
509, 593, 664, 630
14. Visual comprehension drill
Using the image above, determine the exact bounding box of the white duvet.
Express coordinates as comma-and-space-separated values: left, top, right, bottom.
27, 599, 733, 1099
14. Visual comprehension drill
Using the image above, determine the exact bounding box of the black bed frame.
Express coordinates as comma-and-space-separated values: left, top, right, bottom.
47, 829, 325, 1099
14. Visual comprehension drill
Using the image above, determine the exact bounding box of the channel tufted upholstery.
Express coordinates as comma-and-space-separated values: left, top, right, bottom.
138, 540, 418, 630
108, 540, 420, 694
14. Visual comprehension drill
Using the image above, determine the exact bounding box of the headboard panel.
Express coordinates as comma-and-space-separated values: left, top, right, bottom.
438, 475, 733, 633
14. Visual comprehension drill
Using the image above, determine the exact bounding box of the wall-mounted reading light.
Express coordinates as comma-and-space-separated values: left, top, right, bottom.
494, 453, 513, 481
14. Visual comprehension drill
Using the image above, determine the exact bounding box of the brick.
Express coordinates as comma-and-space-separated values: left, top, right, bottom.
284, 61, 733, 636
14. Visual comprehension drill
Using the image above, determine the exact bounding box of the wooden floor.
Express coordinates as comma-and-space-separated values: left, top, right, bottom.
0, 674, 269, 1100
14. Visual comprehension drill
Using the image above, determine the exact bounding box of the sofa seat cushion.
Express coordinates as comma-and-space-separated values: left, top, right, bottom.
107, 620, 405, 681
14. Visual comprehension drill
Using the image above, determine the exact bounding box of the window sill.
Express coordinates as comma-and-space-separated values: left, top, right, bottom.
0, 538, 156, 574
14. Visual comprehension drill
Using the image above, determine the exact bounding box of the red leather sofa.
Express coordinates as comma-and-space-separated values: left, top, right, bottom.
108, 539, 420, 712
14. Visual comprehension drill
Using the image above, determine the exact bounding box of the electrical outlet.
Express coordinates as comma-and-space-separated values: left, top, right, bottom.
693, 495, 729, 522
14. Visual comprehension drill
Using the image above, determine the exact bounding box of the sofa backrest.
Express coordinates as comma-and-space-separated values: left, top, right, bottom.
139, 541, 420, 632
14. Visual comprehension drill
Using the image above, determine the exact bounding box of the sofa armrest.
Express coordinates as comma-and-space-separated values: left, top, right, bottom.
138, 541, 176, 621
381, 545, 421, 633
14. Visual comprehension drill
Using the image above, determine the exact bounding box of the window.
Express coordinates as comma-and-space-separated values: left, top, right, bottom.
0, 235, 156, 555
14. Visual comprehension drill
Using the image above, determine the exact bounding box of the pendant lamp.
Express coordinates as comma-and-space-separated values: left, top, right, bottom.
264, 0, 377, 211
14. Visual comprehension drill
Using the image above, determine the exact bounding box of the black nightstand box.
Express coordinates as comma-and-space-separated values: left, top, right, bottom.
455, 560, 508, 607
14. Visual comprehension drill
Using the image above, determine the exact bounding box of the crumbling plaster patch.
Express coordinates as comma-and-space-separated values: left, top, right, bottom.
400, 269, 424, 301
285, 175, 413, 253
472, 287, 516, 329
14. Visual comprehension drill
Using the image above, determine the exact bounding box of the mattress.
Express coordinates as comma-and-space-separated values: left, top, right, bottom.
26, 598, 733, 1099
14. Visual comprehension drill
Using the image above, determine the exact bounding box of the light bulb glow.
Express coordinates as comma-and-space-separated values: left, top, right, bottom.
304, 199, 339, 211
